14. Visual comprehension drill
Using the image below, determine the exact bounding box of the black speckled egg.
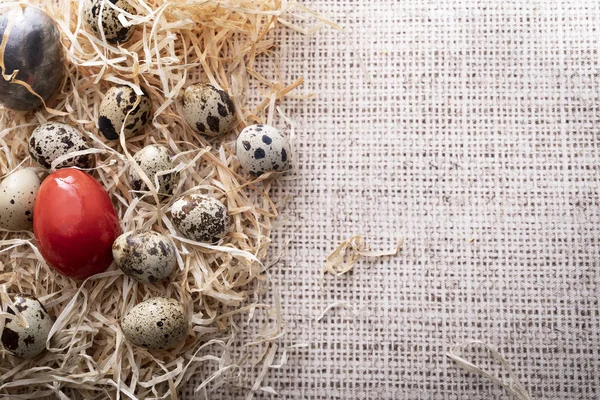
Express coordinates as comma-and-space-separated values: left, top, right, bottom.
121, 297, 188, 349
29, 122, 93, 170
0, 7, 65, 111
170, 194, 230, 243
235, 124, 291, 175
98, 85, 152, 140
1, 294, 54, 359
83, 0, 136, 44
181, 83, 236, 137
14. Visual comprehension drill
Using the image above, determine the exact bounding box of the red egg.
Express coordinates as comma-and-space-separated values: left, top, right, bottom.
33, 169, 121, 279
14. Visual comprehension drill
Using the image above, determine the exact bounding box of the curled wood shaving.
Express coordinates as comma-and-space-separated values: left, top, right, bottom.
323, 236, 404, 277
0, 0, 332, 397
447, 341, 533, 400
314, 301, 362, 322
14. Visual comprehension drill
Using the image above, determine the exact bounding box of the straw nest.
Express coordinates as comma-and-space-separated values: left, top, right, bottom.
0, 0, 332, 398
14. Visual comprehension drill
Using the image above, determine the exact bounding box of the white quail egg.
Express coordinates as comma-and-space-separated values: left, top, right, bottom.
83, 0, 136, 44
112, 231, 177, 283
129, 145, 178, 199
181, 83, 236, 137
29, 122, 93, 170
0, 168, 41, 231
170, 194, 230, 243
121, 297, 188, 349
1, 294, 53, 359
236, 124, 291, 175
98, 85, 152, 140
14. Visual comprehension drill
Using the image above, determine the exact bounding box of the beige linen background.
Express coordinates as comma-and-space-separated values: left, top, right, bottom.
183, 0, 600, 398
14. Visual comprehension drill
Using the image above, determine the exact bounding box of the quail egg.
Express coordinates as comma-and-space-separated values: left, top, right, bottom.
181, 83, 236, 137
121, 297, 188, 349
236, 124, 291, 175
130, 145, 177, 199
29, 122, 92, 170
112, 231, 177, 283
83, 0, 136, 44
98, 85, 152, 140
0, 168, 41, 231
1, 294, 53, 359
170, 194, 230, 243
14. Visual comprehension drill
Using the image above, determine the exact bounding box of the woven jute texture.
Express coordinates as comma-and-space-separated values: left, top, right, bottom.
189, 0, 600, 398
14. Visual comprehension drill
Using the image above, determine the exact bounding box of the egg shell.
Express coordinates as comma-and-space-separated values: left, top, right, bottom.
0, 7, 65, 111
83, 0, 135, 44
181, 83, 236, 137
98, 86, 152, 140
0, 168, 41, 231
236, 124, 291, 175
129, 145, 178, 199
29, 122, 93, 170
1, 294, 53, 359
112, 231, 177, 283
121, 297, 188, 349
33, 168, 121, 279
170, 194, 230, 243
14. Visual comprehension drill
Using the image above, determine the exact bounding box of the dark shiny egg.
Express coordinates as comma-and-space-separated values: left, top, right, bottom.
0, 6, 65, 111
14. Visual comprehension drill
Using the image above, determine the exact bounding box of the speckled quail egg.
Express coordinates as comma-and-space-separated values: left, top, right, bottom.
83, 0, 136, 44
0, 169, 41, 231
121, 297, 188, 349
170, 194, 230, 243
29, 122, 93, 170
112, 231, 177, 283
98, 85, 152, 140
181, 83, 236, 137
1, 294, 53, 359
129, 145, 178, 199
236, 124, 291, 175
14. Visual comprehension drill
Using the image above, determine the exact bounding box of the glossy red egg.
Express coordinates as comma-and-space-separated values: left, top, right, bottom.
33, 169, 121, 279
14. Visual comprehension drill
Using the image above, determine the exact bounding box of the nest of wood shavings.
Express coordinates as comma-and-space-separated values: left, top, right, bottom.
0, 0, 335, 398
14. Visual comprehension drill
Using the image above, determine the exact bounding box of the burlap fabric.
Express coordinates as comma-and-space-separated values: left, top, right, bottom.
184, 0, 600, 398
